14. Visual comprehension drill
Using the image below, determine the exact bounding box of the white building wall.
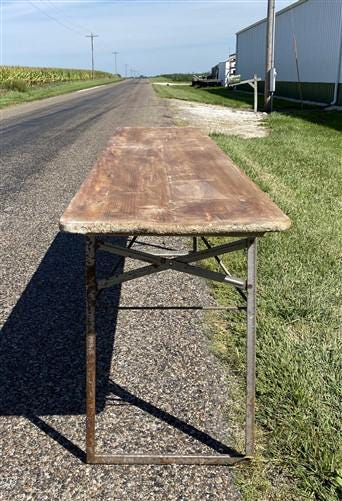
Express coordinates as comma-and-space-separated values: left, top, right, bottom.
236, 0, 342, 83
236, 22, 266, 80
218, 61, 229, 86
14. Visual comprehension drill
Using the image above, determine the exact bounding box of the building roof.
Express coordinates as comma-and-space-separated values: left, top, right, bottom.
236, 0, 309, 36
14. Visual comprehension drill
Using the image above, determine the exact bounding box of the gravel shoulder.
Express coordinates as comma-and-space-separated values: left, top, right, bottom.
0, 81, 240, 500
169, 98, 268, 138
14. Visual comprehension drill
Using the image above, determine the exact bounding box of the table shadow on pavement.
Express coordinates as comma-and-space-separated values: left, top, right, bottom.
0, 233, 242, 461
0, 233, 124, 461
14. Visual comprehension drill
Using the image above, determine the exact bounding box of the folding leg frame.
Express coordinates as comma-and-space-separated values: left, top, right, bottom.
85, 235, 257, 465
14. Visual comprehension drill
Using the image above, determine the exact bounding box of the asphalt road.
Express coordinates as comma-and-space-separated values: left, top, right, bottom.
0, 80, 239, 500
1, 79, 173, 320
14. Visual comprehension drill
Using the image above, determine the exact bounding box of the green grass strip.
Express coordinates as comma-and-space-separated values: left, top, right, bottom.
153, 83, 319, 111
207, 110, 342, 500
0, 77, 122, 109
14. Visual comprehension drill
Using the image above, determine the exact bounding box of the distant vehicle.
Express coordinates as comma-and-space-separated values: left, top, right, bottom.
191, 75, 219, 88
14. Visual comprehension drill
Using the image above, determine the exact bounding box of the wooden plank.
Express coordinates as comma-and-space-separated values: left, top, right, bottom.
60, 127, 291, 236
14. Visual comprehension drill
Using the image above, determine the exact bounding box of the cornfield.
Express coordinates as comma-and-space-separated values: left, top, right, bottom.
0, 66, 113, 87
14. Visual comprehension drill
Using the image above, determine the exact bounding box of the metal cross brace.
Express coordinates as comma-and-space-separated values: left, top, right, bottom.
96, 238, 247, 290
200, 236, 247, 301
85, 235, 257, 465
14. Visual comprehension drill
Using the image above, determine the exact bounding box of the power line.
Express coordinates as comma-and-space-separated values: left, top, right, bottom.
43, 0, 92, 35
38, 0, 120, 60
35, 1, 116, 58
27, 1, 84, 35
38, 0, 125, 65
28, 1, 127, 75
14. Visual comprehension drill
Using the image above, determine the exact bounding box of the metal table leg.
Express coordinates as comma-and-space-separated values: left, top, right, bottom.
84, 235, 258, 464
246, 238, 257, 455
85, 235, 97, 464
192, 237, 198, 252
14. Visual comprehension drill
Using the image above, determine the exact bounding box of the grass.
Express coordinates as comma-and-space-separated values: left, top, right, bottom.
153, 86, 341, 498
149, 77, 192, 85
0, 77, 122, 109
150, 73, 194, 82
149, 76, 175, 82
204, 111, 342, 500
153, 83, 319, 111
154, 80, 341, 497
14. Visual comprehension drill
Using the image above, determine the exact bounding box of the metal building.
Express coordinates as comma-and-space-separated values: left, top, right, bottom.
236, 0, 342, 105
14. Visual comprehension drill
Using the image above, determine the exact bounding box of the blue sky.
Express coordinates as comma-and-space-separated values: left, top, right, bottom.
1, 0, 294, 75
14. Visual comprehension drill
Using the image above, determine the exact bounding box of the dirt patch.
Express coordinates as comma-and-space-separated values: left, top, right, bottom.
169, 99, 269, 138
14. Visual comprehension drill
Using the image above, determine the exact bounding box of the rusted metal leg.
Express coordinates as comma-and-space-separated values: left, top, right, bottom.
81, 235, 254, 465
192, 237, 198, 252
246, 238, 257, 456
85, 235, 97, 463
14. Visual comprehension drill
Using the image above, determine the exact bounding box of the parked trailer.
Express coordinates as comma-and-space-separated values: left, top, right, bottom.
192, 75, 221, 87
211, 61, 229, 86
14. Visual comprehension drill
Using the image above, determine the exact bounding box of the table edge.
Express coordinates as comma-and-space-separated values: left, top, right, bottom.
59, 217, 291, 236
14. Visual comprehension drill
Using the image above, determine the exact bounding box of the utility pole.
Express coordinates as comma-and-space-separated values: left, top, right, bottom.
86, 33, 98, 79
264, 0, 276, 112
112, 51, 119, 75
125, 64, 128, 78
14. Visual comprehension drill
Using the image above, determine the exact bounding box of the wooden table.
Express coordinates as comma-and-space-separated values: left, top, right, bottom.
60, 127, 290, 465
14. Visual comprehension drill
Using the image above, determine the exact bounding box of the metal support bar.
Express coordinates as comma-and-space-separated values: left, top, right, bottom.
85, 235, 258, 465
98, 238, 248, 264
245, 238, 257, 455
137, 250, 189, 257
201, 237, 231, 276
192, 237, 198, 252
85, 236, 97, 463
128, 239, 178, 252
97, 262, 166, 288
229, 77, 261, 87
253, 74, 258, 113
88, 454, 248, 465
96, 236, 137, 299
169, 260, 246, 288
201, 237, 247, 301
112, 305, 246, 311
97, 259, 245, 290
229, 75, 260, 114
97, 239, 247, 290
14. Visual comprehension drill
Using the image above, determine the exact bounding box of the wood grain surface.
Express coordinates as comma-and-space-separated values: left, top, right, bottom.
60, 127, 291, 235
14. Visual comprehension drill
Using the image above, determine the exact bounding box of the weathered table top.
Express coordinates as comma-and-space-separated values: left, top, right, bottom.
60, 127, 291, 236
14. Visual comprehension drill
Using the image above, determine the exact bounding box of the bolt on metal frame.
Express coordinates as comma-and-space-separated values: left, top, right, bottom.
85, 234, 258, 465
